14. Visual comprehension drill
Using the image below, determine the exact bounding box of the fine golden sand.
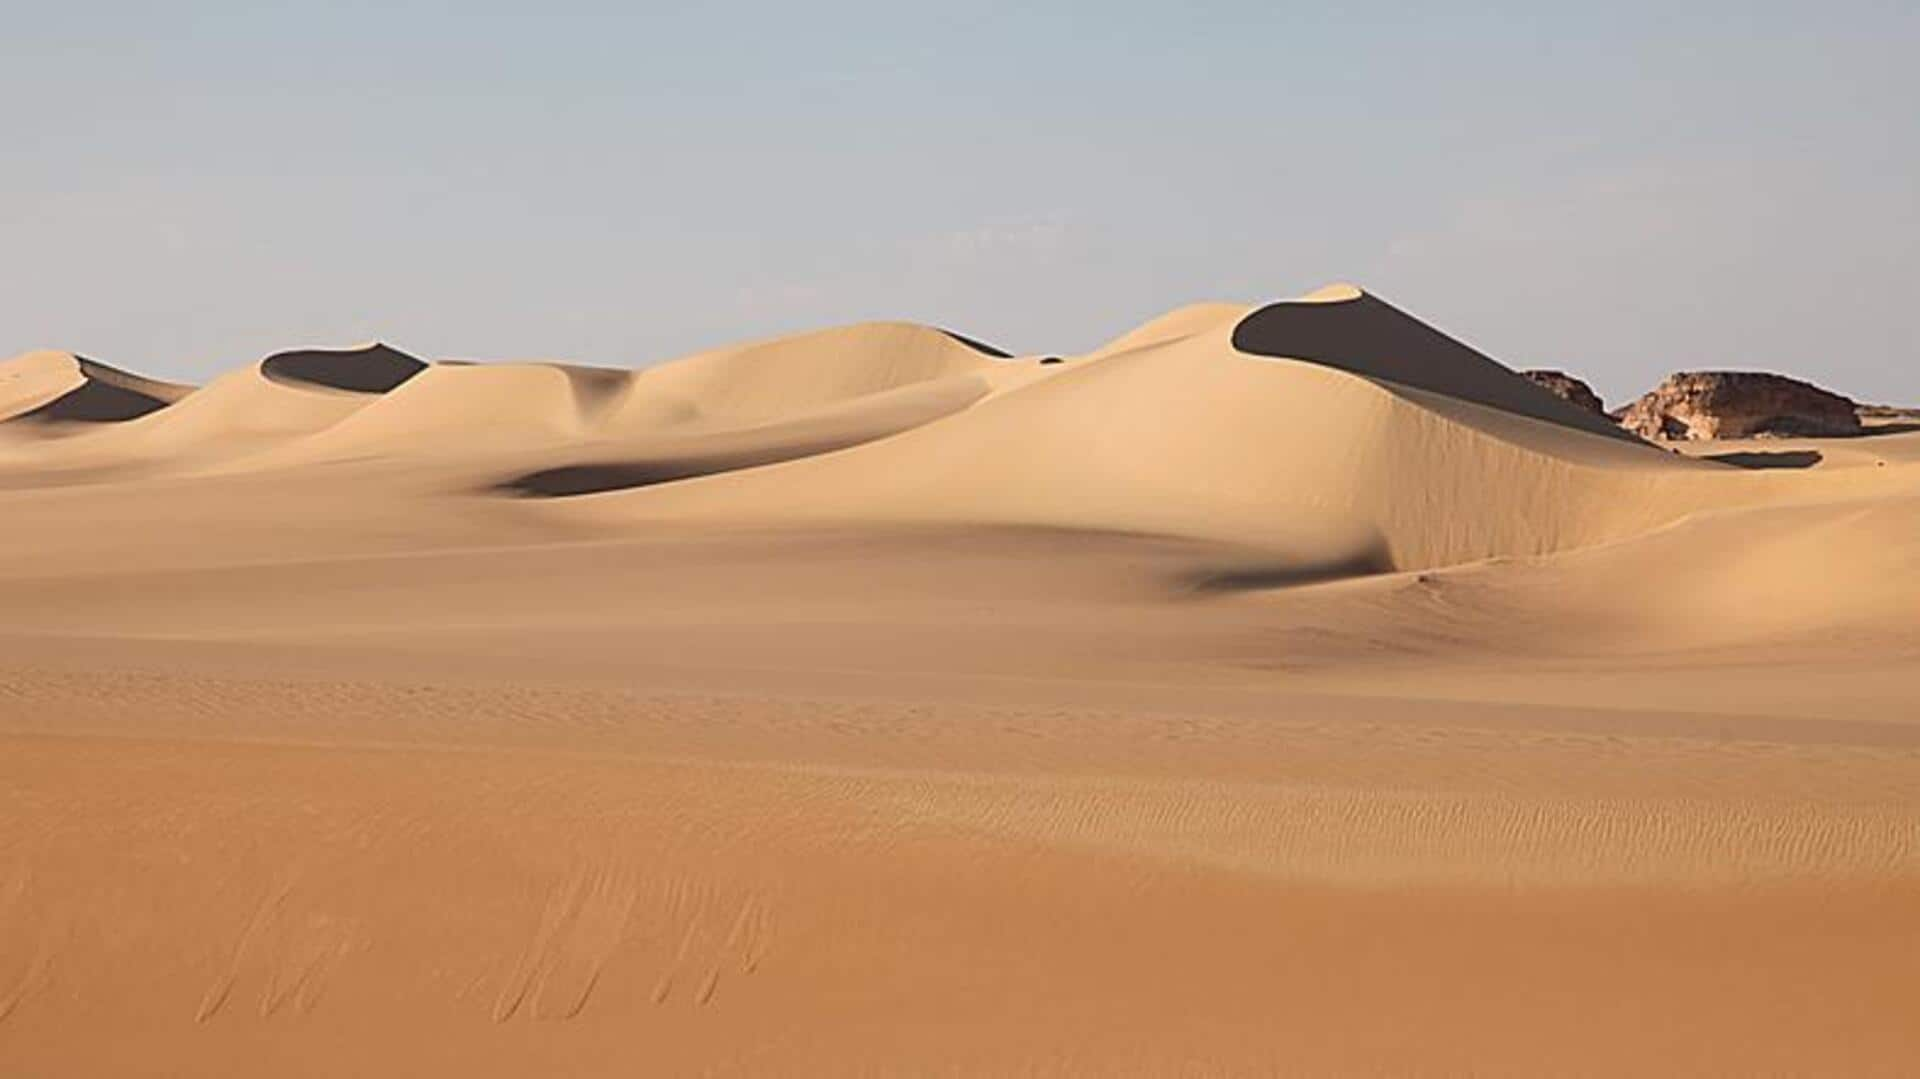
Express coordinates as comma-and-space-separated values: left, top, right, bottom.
1, 287, 1915, 1075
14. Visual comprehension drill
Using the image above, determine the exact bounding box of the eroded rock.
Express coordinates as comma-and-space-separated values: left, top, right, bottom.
1618, 372, 1860, 441
1521, 370, 1606, 416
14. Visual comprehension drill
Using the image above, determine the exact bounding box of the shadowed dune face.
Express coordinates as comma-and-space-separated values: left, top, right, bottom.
1, 352, 194, 428
1231, 286, 1649, 446
259, 343, 426, 393
14, 376, 173, 423
937, 328, 1012, 358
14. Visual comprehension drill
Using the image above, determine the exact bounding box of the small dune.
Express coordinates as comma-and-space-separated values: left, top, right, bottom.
0, 350, 193, 427
0, 343, 429, 475
601, 321, 1024, 434
237, 361, 635, 468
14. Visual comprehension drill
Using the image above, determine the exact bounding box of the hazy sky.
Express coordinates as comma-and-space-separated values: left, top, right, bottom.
5, 2, 1915, 405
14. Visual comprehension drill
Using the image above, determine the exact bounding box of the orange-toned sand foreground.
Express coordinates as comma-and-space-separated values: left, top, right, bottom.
1, 287, 1916, 1075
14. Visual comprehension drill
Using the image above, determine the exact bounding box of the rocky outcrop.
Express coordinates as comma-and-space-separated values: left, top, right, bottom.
1520, 370, 1606, 416
1619, 372, 1860, 441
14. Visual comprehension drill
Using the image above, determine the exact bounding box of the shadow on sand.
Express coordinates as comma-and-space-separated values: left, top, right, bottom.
1706, 450, 1824, 470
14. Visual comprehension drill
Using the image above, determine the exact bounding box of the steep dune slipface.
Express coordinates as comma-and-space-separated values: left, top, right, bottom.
258, 343, 426, 393
0, 351, 193, 428
1231, 284, 1645, 445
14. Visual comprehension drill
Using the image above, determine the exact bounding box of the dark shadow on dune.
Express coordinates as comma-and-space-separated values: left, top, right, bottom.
1181, 543, 1395, 594
260, 344, 426, 393
15, 378, 171, 423
1706, 450, 1824, 470
939, 329, 1013, 359
502, 455, 778, 496
500, 423, 930, 498
502, 374, 989, 498
1231, 291, 1647, 446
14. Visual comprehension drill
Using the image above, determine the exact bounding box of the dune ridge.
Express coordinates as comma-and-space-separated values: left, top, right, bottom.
555, 302, 1738, 577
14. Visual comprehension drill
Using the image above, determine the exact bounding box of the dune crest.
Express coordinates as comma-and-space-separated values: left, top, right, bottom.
1089, 302, 1252, 356
0, 350, 193, 428
1232, 284, 1645, 444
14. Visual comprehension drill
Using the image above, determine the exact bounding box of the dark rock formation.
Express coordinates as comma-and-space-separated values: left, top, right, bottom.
1618, 372, 1860, 441
1520, 370, 1606, 416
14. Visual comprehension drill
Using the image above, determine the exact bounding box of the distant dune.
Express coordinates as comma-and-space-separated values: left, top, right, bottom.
1, 286, 1915, 1076
0, 350, 193, 427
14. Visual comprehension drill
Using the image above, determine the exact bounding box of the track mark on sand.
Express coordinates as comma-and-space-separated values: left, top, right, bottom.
196, 883, 290, 1023
259, 916, 353, 1018
651, 901, 703, 1006
0, 865, 55, 1024
493, 863, 640, 1022
489, 866, 775, 1017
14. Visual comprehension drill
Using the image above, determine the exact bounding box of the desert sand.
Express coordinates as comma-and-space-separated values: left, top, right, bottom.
1, 286, 1915, 1075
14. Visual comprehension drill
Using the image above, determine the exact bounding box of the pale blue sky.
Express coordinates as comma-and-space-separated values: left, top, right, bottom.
4, 2, 1915, 405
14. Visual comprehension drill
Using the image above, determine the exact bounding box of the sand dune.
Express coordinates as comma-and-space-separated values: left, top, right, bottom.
0, 343, 427, 476
1232, 283, 1646, 443
599, 320, 1027, 432
214, 323, 1025, 473
1, 286, 1915, 1075
501, 373, 992, 495
0, 350, 193, 428
236, 360, 632, 467
559, 296, 1731, 576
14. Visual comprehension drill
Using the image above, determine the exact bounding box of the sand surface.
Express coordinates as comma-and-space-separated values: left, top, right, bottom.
1, 287, 1916, 1075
